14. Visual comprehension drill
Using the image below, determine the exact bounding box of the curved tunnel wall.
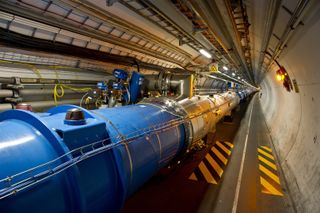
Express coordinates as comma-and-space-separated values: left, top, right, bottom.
260, 9, 320, 212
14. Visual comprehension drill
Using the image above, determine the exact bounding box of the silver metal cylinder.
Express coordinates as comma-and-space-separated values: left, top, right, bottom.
0, 89, 13, 98
144, 73, 192, 100
24, 99, 80, 110
19, 89, 78, 96
140, 91, 241, 151
0, 103, 13, 112
178, 91, 240, 149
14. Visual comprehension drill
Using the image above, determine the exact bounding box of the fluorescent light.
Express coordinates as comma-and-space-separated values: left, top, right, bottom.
238, 77, 241, 79
223, 66, 228, 71
199, 49, 212, 58
232, 72, 236, 76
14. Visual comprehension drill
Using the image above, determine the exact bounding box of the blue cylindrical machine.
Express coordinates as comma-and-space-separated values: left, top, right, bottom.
0, 91, 244, 212
0, 103, 185, 212
236, 89, 251, 102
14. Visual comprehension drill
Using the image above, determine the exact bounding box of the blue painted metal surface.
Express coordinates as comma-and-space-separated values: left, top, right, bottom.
236, 90, 249, 102
97, 82, 107, 91
113, 69, 128, 80
0, 103, 185, 212
129, 71, 144, 104
236, 91, 244, 101
112, 82, 124, 90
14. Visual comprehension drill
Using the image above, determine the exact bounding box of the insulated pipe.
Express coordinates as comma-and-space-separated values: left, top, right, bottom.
23, 99, 101, 111
19, 89, 86, 96
0, 90, 13, 98
0, 77, 14, 84
0, 91, 248, 212
178, 92, 240, 144
0, 103, 13, 111
24, 99, 80, 109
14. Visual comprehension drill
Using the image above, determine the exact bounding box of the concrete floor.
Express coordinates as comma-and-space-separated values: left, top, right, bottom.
123, 94, 295, 213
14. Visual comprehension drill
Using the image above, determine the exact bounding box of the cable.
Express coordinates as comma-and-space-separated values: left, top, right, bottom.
79, 92, 89, 108
95, 98, 103, 108
54, 84, 92, 105
125, 85, 131, 104
133, 59, 140, 72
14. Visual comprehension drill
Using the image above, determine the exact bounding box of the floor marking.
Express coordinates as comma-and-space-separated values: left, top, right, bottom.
188, 141, 233, 184
259, 164, 280, 184
258, 155, 277, 171
198, 162, 217, 184
260, 176, 283, 196
224, 141, 234, 148
217, 141, 231, 155
205, 153, 223, 177
260, 145, 272, 153
257, 145, 283, 196
212, 147, 228, 165
189, 173, 197, 181
232, 97, 255, 213
258, 148, 275, 160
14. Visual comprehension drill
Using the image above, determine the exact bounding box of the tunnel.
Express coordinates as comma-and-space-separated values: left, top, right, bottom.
0, 0, 319, 212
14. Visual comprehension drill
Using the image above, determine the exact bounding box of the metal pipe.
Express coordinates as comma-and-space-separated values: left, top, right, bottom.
119, 0, 202, 53
170, 74, 193, 100
266, 0, 311, 73
24, 99, 81, 110
0, 103, 13, 111
0, 3, 186, 67
0, 90, 13, 98
64, 0, 193, 60
0, 28, 184, 74
194, 88, 221, 94
144, 74, 160, 91
0, 77, 14, 84
19, 89, 87, 96
144, 73, 193, 100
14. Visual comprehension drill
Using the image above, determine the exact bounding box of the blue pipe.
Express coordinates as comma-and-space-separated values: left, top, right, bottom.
0, 103, 185, 212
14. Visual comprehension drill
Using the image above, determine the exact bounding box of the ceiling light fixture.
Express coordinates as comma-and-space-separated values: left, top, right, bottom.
199, 49, 212, 58
232, 72, 236, 76
223, 66, 229, 71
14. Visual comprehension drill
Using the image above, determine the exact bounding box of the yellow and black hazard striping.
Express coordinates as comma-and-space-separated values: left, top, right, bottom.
258, 145, 283, 196
189, 141, 234, 184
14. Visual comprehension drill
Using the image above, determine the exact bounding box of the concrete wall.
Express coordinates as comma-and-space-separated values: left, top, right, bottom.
260, 7, 320, 212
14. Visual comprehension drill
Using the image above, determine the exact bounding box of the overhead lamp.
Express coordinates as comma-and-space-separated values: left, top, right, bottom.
199, 49, 212, 58
238, 77, 241, 80
223, 66, 229, 71
232, 72, 236, 76
276, 73, 283, 81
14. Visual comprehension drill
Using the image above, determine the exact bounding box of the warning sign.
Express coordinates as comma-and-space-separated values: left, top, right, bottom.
209, 63, 218, 72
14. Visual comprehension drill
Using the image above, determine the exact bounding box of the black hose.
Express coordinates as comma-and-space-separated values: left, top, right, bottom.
133, 59, 140, 72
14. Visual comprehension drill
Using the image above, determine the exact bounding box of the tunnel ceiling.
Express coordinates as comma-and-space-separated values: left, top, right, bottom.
0, 0, 306, 87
